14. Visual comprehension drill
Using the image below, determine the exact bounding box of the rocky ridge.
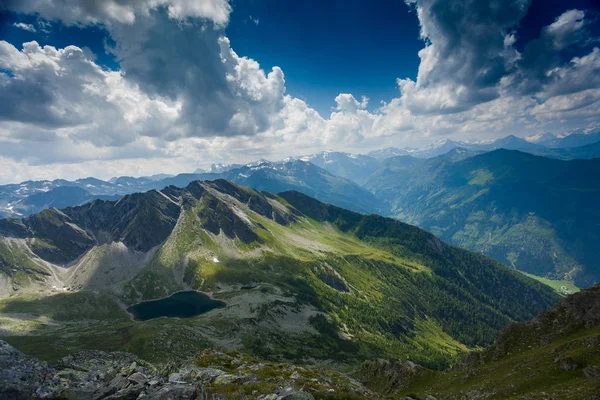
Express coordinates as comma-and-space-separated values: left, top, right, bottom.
0, 342, 376, 400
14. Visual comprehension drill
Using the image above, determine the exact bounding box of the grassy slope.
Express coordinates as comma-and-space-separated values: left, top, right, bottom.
521, 271, 580, 296
0, 239, 51, 288
403, 326, 600, 399
401, 285, 600, 399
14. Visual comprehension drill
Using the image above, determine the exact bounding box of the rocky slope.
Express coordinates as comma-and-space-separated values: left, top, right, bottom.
0, 180, 558, 371
0, 342, 372, 399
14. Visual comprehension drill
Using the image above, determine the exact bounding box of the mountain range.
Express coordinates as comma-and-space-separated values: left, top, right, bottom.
0, 160, 381, 218
365, 149, 600, 286
0, 180, 558, 371
4, 131, 600, 219
2, 132, 600, 289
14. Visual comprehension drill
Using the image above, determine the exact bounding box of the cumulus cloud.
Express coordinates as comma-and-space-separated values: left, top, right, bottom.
2, 0, 289, 142
539, 47, 600, 99
0, 40, 180, 146
382, 3, 600, 139
0, 0, 305, 180
0, 0, 599, 183
397, 0, 529, 114
322, 95, 375, 144
514, 9, 597, 95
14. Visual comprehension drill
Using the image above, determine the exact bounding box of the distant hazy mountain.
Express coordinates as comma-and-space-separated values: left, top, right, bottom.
108, 176, 153, 189
366, 133, 599, 161
141, 173, 175, 181
364, 136, 543, 161
478, 135, 543, 151
0, 178, 140, 218
145, 159, 385, 214
287, 151, 382, 183
364, 149, 600, 286
215, 159, 385, 214
0, 158, 383, 217
542, 130, 600, 149
409, 139, 475, 158
17, 186, 120, 217
526, 132, 559, 144
527, 140, 600, 160
194, 163, 243, 174
367, 147, 412, 160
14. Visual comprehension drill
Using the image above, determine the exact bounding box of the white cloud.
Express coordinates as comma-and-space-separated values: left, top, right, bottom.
6, 0, 231, 26
0, 40, 180, 145
333, 94, 368, 113
541, 47, 600, 98
12, 22, 36, 32
396, 0, 528, 114
324, 95, 376, 144
515, 9, 594, 95
546, 9, 587, 50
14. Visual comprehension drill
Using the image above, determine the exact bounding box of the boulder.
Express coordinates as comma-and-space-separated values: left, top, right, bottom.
127, 372, 148, 385
213, 373, 239, 385
279, 391, 315, 400
145, 384, 203, 399
584, 366, 600, 378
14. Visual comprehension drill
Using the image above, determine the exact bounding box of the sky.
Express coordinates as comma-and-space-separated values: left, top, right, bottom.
0, 0, 599, 183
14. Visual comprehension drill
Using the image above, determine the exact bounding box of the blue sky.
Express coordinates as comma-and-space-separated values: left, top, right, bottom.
226, 0, 422, 115
0, 0, 599, 182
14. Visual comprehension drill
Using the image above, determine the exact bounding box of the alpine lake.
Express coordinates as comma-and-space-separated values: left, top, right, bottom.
126, 291, 226, 321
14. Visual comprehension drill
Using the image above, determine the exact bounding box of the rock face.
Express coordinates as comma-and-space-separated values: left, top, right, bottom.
0, 340, 58, 399
0, 342, 371, 400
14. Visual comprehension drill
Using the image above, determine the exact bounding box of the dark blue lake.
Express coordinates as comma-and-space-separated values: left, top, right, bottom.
127, 291, 226, 321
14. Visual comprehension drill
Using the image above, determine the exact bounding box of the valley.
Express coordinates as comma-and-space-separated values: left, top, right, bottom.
0, 180, 558, 372
0, 158, 597, 398
0, 133, 598, 399
1, 262, 598, 399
